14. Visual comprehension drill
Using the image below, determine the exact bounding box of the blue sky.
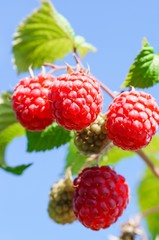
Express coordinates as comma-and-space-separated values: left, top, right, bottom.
1, 0, 159, 239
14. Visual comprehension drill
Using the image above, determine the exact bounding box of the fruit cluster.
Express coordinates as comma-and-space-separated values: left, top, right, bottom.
12, 71, 103, 131
12, 68, 159, 151
11, 67, 159, 231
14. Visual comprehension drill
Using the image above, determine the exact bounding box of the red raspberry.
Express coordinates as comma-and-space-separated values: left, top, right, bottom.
49, 72, 103, 130
12, 74, 56, 131
73, 166, 129, 231
106, 91, 159, 150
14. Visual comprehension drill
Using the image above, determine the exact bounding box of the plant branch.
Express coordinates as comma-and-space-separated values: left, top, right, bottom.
98, 80, 117, 99
28, 65, 34, 77
136, 204, 159, 223
73, 48, 84, 68
136, 149, 159, 179
44, 63, 67, 71
81, 154, 99, 170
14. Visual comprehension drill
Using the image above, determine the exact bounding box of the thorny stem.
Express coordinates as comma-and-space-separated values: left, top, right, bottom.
136, 149, 159, 179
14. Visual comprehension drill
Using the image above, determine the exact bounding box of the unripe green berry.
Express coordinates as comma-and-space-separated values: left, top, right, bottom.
74, 113, 111, 155
48, 171, 76, 224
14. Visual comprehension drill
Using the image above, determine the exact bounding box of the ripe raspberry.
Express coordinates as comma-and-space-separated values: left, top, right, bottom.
106, 91, 159, 150
73, 166, 129, 231
74, 113, 111, 155
49, 71, 103, 130
12, 74, 56, 131
48, 174, 76, 224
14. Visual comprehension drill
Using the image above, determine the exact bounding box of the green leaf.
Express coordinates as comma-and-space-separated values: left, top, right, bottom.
0, 92, 17, 132
99, 135, 159, 167
65, 140, 88, 175
12, 1, 96, 73
26, 122, 72, 152
0, 164, 32, 175
122, 38, 159, 88
12, 1, 74, 73
74, 36, 96, 57
0, 122, 31, 175
99, 146, 134, 166
0, 122, 25, 164
0, 93, 31, 175
138, 157, 159, 239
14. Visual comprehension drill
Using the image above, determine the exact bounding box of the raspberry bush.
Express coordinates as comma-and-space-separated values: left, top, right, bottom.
1, 1, 159, 240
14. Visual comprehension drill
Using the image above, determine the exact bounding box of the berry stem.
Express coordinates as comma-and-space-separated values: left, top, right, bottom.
82, 154, 99, 169
136, 204, 159, 222
136, 149, 159, 179
65, 167, 73, 182
44, 63, 77, 74
98, 80, 117, 99
28, 65, 34, 78
44, 63, 67, 71
73, 48, 84, 69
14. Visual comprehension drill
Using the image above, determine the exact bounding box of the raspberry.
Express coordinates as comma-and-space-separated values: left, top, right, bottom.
12, 74, 55, 131
73, 166, 129, 231
49, 71, 103, 130
106, 91, 159, 150
74, 113, 111, 155
48, 174, 76, 224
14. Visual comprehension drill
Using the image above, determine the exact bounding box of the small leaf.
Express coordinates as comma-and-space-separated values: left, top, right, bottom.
12, 1, 96, 73
0, 92, 17, 132
74, 35, 96, 57
122, 38, 159, 88
27, 122, 72, 152
0, 164, 32, 175
138, 156, 159, 238
65, 140, 87, 175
